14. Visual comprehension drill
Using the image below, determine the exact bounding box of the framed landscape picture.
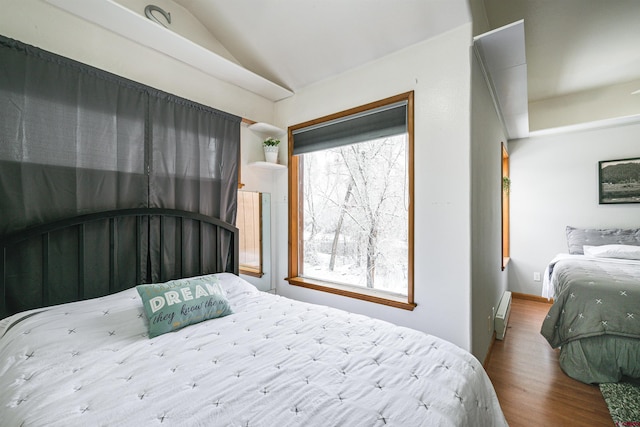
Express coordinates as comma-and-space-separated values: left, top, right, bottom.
598, 157, 640, 204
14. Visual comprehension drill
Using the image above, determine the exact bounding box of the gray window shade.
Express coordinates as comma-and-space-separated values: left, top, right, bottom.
292, 101, 407, 155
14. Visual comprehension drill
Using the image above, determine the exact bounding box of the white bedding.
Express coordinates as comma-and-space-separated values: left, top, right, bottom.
0, 273, 507, 426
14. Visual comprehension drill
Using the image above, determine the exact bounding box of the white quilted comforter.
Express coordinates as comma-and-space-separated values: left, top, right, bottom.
0, 274, 506, 426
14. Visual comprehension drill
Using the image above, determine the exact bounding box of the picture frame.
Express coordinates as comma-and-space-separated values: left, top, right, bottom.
598, 157, 640, 204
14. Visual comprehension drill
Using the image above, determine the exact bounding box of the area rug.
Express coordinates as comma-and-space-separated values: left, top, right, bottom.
600, 381, 640, 427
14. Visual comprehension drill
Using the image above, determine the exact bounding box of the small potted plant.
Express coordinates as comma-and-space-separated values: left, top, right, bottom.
263, 137, 280, 163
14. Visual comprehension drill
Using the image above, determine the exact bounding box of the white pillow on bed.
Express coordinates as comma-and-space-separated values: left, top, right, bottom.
583, 244, 640, 260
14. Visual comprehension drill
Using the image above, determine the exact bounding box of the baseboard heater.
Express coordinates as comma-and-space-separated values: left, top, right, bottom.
495, 291, 512, 340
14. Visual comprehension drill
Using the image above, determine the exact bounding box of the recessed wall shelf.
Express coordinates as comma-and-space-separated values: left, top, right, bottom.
247, 123, 286, 167
249, 161, 286, 171
248, 122, 286, 137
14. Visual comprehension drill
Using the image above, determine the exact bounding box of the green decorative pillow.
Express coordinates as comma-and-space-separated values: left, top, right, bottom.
136, 275, 233, 338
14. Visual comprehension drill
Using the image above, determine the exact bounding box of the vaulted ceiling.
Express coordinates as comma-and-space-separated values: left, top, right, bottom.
71, 0, 640, 132
171, 0, 640, 131
171, 0, 471, 93
482, 0, 640, 133
482, 0, 640, 103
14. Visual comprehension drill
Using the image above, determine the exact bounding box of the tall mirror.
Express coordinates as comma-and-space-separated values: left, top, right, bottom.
236, 191, 272, 292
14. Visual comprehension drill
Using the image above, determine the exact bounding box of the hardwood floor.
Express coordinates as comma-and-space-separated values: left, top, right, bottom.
484, 297, 613, 426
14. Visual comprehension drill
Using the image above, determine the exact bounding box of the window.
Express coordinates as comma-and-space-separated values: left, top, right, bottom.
237, 191, 263, 277
287, 92, 415, 310
502, 144, 510, 270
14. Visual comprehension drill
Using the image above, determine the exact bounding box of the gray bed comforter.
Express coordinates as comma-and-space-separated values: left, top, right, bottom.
540, 256, 640, 383
541, 257, 640, 347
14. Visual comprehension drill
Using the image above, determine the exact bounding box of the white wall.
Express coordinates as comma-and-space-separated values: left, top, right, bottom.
113, 0, 241, 65
1, 0, 274, 124
470, 51, 509, 360
509, 121, 640, 295
238, 125, 286, 292
529, 79, 640, 131
273, 25, 474, 351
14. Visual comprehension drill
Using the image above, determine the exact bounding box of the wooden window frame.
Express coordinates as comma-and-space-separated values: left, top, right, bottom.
502, 144, 510, 270
287, 92, 416, 310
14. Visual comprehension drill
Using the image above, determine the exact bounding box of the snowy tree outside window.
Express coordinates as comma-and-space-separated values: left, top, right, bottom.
300, 136, 409, 295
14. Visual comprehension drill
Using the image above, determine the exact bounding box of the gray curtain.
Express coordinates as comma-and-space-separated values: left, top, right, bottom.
0, 37, 148, 234
0, 35, 239, 307
148, 93, 239, 281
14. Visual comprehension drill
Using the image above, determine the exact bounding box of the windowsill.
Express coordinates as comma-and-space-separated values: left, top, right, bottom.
240, 268, 264, 278
286, 276, 416, 311
502, 256, 511, 271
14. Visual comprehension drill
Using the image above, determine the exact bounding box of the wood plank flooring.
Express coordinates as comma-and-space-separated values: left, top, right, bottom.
484, 297, 613, 426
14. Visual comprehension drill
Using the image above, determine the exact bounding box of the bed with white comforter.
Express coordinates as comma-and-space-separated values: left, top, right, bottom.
0, 273, 506, 426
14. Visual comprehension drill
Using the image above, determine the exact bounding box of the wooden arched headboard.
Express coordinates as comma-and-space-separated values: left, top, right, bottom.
0, 208, 238, 318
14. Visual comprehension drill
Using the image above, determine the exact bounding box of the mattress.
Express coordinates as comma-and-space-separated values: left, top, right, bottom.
0, 273, 506, 426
